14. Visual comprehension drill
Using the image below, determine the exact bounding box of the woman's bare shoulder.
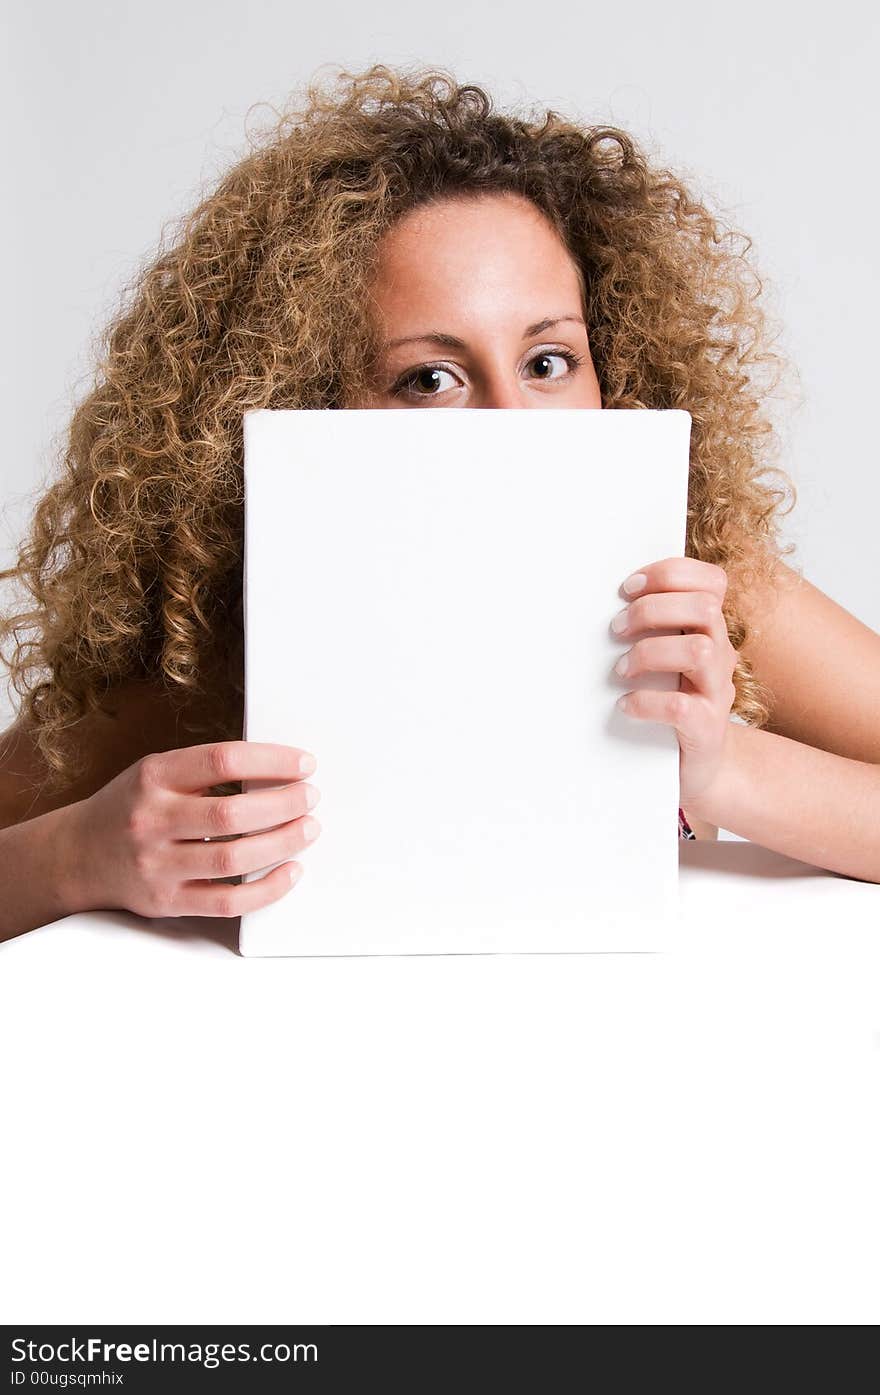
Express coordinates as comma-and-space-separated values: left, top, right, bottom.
738, 556, 880, 763
0, 679, 227, 825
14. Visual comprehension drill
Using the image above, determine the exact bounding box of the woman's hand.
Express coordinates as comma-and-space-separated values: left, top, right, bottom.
610, 558, 738, 808
65, 741, 322, 919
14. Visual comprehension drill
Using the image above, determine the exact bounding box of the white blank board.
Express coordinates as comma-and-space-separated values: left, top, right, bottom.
240, 408, 691, 957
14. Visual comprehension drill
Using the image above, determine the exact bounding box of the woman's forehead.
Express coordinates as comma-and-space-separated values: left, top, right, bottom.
370, 194, 586, 317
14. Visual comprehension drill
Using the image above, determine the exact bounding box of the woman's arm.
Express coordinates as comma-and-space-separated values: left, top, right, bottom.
686, 559, 880, 880
0, 794, 92, 939
0, 683, 205, 940
685, 720, 880, 881
0, 708, 139, 940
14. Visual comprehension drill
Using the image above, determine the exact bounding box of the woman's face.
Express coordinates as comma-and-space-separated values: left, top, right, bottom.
356, 191, 602, 410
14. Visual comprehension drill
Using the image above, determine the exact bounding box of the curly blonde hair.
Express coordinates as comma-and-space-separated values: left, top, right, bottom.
1, 61, 798, 789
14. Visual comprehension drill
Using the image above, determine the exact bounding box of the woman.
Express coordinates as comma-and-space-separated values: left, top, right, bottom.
2, 64, 879, 939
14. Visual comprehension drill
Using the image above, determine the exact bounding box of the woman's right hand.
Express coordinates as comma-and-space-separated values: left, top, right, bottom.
65, 741, 321, 919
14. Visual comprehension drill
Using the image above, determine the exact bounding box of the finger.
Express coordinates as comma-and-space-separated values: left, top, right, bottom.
613, 589, 729, 647
143, 741, 317, 794
169, 781, 320, 839
175, 860, 304, 919
617, 687, 710, 740
621, 558, 728, 599
169, 814, 321, 879
615, 634, 734, 702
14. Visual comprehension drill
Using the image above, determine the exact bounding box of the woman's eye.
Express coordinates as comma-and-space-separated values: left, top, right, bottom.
527, 350, 583, 380
392, 365, 460, 399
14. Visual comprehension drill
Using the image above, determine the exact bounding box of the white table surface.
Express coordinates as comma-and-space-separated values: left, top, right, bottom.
2, 841, 879, 1325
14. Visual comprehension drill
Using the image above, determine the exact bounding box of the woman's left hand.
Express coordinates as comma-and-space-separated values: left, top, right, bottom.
610, 558, 739, 809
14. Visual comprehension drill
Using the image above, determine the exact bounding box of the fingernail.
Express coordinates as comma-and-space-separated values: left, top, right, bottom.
303, 784, 319, 810
611, 607, 629, 634
299, 753, 317, 774
614, 652, 630, 676
623, 572, 647, 595
303, 817, 321, 842
289, 862, 303, 883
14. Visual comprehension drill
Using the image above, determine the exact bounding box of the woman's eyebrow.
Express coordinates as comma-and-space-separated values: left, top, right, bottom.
383, 314, 586, 351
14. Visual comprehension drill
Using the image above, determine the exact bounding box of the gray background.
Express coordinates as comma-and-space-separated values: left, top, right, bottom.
3, 0, 878, 737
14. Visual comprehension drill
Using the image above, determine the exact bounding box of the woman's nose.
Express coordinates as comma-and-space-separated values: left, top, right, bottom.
478, 374, 526, 409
